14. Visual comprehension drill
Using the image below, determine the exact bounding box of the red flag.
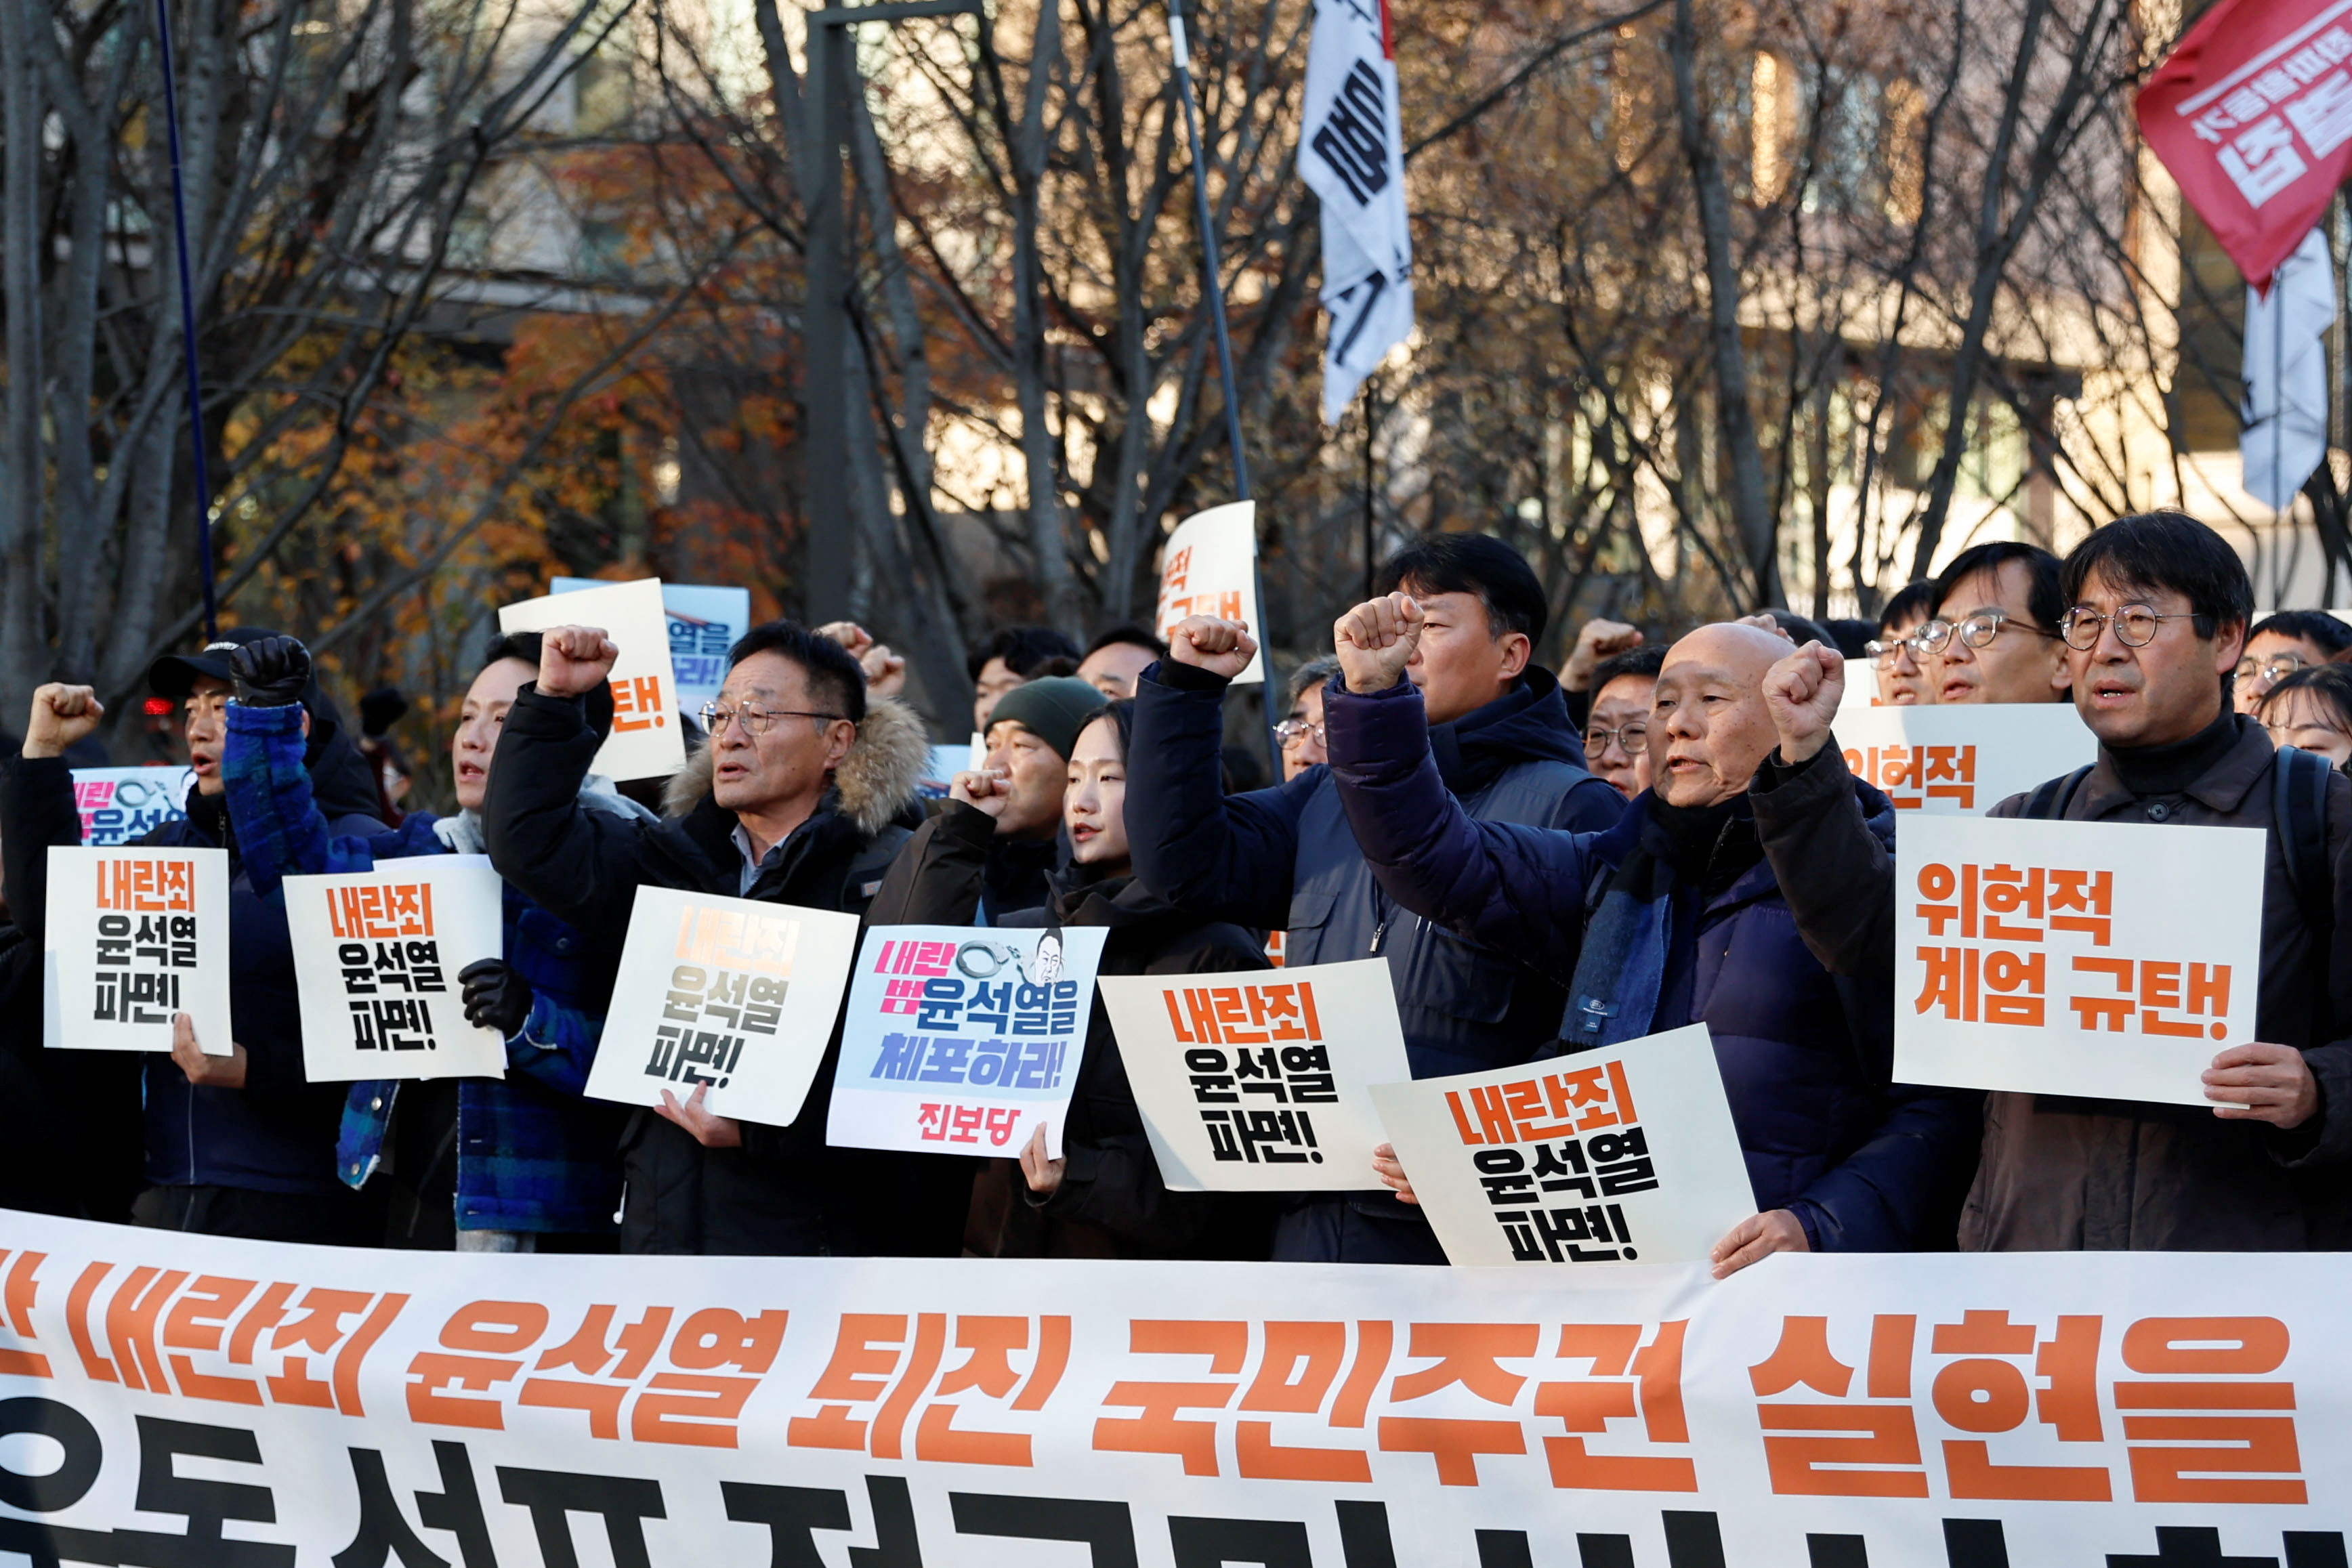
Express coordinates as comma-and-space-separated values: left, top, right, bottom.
2137, 0, 2352, 290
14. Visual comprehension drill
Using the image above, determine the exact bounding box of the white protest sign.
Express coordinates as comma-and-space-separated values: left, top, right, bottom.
1096, 958, 1406, 1191
69, 767, 194, 846
499, 576, 684, 780
1834, 702, 2099, 815
1834, 658, 1884, 723
42, 846, 231, 1055
584, 886, 862, 1123
1896, 814, 2265, 1106
828, 924, 1111, 1160
1154, 501, 1265, 684
554, 576, 751, 717
282, 856, 507, 1082
1370, 1024, 1756, 1266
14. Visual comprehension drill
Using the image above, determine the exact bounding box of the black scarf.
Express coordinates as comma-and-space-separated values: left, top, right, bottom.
2109, 708, 2239, 798
1643, 792, 1762, 902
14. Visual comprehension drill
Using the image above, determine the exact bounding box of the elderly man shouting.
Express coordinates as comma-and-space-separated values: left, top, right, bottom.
1325, 599, 1977, 1273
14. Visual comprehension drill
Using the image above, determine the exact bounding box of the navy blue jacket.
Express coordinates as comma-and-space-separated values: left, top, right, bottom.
1323, 677, 1977, 1252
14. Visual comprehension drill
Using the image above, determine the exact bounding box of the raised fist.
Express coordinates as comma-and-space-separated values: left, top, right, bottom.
950, 767, 1012, 819
24, 684, 104, 759
1167, 616, 1257, 681
817, 621, 907, 698
1761, 641, 1844, 765
539, 624, 619, 699
229, 635, 312, 708
1333, 593, 1424, 695
1563, 618, 1643, 692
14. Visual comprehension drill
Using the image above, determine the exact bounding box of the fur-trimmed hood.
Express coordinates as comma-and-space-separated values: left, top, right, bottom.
660, 693, 929, 836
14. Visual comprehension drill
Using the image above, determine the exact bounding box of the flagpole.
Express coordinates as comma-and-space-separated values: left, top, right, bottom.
1361, 375, 1377, 600
154, 0, 219, 643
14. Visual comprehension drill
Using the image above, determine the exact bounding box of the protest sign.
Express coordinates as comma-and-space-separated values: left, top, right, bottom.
1897, 814, 2265, 1105
1370, 1024, 1757, 1267
1097, 958, 1406, 1190
1835, 702, 2100, 815
5, 1205, 2349, 1565
554, 576, 751, 717
827, 924, 1110, 1159
282, 856, 507, 1082
1834, 657, 1883, 722
68, 766, 193, 845
583, 886, 862, 1124
499, 577, 684, 780
1154, 500, 1265, 684
41, 846, 230, 1055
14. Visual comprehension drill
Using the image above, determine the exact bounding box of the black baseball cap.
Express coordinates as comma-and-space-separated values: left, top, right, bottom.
148, 627, 287, 698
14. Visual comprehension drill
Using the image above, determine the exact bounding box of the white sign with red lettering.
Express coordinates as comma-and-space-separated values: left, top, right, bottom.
1154, 501, 1265, 684
43, 846, 232, 1054
1834, 702, 2100, 816
1370, 1025, 1756, 1267
1896, 815, 2265, 1106
498, 576, 684, 780
283, 856, 507, 1082
1097, 958, 1406, 1189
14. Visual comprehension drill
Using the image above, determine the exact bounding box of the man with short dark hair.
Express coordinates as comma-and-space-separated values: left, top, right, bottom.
1129, 532, 1624, 1263
1584, 645, 1664, 800
969, 626, 1081, 733
483, 618, 938, 1254
1869, 580, 1939, 706
1923, 541, 2070, 706
1077, 626, 1167, 700
2233, 609, 2352, 715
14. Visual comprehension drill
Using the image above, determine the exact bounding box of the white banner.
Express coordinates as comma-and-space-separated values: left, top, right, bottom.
68, 766, 193, 846
1835, 704, 2101, 816
500, 577, 686, 780
828, 924, 1110, 1160
1370, 1025, 1756, 1267
41, 846, 231, 1055
1300, 0, 1412, 421
555, 576, 752, 718
1154, 502, 1266, 685
1097, 958, 1408, 1191
283, 856, 507, 1082
583, 886, 862, 1123
1895, 815, 2265, 1105
1, 1208, 2347, 1564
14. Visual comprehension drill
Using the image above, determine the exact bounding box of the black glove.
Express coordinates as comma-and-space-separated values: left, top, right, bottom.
228, 635, 311, 708
458, 958, 533, 1038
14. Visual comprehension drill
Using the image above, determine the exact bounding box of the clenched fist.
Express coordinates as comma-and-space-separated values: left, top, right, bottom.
1761, 642, 1843, 765
1334, 593, 1423, 694
229, 635, 311, 708
538, 625, 619, 699
24, 684, 104, 759
1167, 616, 1257, 681
817, 621, 908, 698
1564, 618, 1643, 692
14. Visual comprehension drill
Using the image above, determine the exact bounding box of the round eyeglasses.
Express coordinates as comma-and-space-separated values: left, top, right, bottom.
1274, 718, 1326, 747
1584, 723, 1650, 756
2057, 604, 2200, 651
1914, 610, 2059, 655
698, 701, 846, 736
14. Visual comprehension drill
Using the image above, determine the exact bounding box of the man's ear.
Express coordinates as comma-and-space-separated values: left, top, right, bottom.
1498, 631, 1532, 681
2214, 618, 2250, 677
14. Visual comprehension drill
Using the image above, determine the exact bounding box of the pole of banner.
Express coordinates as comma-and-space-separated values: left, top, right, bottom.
153, 0, 219, 643
1164, 0, 1278, 776
2275, 259, 2287, 541
1361, 376, 1377, 601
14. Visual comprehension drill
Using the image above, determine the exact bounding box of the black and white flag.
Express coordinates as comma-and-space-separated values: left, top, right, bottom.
1300, 0, 1412, 423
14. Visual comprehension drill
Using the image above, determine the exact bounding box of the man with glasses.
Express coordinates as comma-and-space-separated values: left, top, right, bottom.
1919, 541, 2070, 706
482, 619, 941, 1255
1584, 645, 1664, 799
1755, 509, 2352, 1251
2231, 609, 2352, 715
1864, 580, 1938, 706
1276, 657, 1342, 781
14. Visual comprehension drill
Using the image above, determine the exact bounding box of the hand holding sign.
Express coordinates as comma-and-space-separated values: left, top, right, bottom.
26, 683, 105, 759
1335, 591, 1423, 694
170, 1011, 245, 1086
657, 1080, 743, 1147
538, 624, 620, 698
1710, 1207, 1809, 1279
1167, 615, 1258, 681
2204, 1041, 2320, 1126
1762, 641, 1844, 765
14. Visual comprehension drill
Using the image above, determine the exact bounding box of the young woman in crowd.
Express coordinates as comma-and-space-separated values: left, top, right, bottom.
2259, 662, 2352, 770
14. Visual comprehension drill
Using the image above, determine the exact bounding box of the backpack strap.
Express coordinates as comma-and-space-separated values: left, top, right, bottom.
2021, 765, 2095, 821
2273, 745, 2336, 935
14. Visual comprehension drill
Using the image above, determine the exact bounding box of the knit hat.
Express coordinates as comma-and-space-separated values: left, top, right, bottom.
986, 676, 1110, 761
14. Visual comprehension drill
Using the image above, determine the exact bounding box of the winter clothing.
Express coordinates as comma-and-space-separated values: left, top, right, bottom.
988, 677, 1110, 763
488, 683, 940, 1254
1322, 677, 1979, 1254
1129, 660, 1626, 1262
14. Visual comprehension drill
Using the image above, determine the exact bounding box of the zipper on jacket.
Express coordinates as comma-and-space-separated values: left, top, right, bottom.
1370, 919, 1388, 954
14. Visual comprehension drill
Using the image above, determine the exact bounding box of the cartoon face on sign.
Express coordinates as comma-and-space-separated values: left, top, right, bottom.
1032, 931, 1064, 984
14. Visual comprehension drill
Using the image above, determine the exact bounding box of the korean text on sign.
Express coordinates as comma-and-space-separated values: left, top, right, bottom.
499, 576, 684, 780
1832, 704, 2097, 818
1152, 501, 1265, 685
43, 847, 231, 1055
70, 767, 193, 846
285, 857, 507, 1081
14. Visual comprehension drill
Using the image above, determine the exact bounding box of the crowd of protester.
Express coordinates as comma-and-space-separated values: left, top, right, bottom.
0, 508, 2347, 1269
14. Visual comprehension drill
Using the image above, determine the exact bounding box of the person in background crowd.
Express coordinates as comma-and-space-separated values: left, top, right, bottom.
1584, 645, 1665, 801
1278, 656, 1343, 780
955, 676, 1110, 923
357, 686, 411, 825
970, 627, 1081, 734
1764, 511, 2352, 1250
1920, 541, 2069, 706
2259, 663, 2352, 770
219, 633, 638, 1252
484, 619, 940, 1255
1, 631, 387, 1242
2233, 609, 2352, 715
1560, 616, 1645, 731
1328, 603, 1976, 1274
869, 700, 1273, 1259
1131, 533, 1624, 1263
1077, 626, 1167, 701
1867, 580, 1939, 706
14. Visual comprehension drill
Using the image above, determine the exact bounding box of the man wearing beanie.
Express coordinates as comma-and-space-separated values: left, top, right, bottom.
941, 675, 1108, 922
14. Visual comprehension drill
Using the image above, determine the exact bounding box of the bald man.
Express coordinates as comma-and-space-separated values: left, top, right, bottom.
1325, 602, 1977, 1274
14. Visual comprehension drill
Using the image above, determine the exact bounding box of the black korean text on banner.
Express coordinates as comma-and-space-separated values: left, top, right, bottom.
42, 846, 231, 1055
497, 576, 685, 781
1895, 815, 2265, 1105
0, 1206, 2339, 1563
282, 856, 507, 1082
583, 885, 862, 1124
1370, 1024, 1757, 1266
1096, 958, 1407, 1190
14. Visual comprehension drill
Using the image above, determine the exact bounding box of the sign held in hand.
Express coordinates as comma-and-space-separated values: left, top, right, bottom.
499, 577, 685, 781
44, 846, 232, 1055
1835, 704, 2101, 816
1154, 501, 1265, 685
283, 856, 507, 1082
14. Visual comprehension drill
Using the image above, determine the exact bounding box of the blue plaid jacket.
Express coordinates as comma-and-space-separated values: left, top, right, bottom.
222, 702, 623, 1235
